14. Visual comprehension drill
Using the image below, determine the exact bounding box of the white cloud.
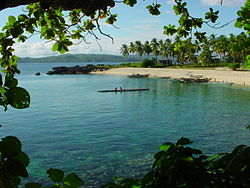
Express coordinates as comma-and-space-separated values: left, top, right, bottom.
13, 19, 172, 57
13, 40, 116, 58
201, 0, 245, 7
166, 0, 175, 5
13, 36, 129, 57
14, 42, 54, 57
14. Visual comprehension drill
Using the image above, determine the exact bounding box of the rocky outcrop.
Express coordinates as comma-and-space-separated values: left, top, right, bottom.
46, 64, 109, 75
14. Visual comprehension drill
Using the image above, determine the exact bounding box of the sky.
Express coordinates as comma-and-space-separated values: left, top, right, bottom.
0, 0, 246, 57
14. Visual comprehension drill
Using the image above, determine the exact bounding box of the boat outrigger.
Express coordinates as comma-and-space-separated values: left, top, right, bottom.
98, 88, 150, 92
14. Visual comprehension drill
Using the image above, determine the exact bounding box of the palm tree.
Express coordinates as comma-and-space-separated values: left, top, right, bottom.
134, 40, 144, 59
214, 35, 229, 64
228, 34, 238, 63
173, 36, 187, 64
208, 34, 217, 56
185, 39, 198, 64
198, 41, 212, 66
120, 44, 129, 57
150, 38, 160, 60
159, 39, 171, 61
129, 42, 136, 56
143, 41, 152, 57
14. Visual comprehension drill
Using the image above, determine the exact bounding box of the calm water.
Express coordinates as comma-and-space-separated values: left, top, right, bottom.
1, 62, 250, 187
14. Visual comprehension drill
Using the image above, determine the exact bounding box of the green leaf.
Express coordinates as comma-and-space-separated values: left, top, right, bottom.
6, 159, 29, 177
160, 142, 173, 152
124, 0, 137, 7
106, 14, 117, 24
9, 55, 18, 66
52, 42, 59, 52
176, 137, 192, 145
180, 156, 194, 163
244, 23, 250, 30
8, 16, 16, 24
25, 183, 42, 188
132, 185, 141, 188
141, 171, 154, 186
1, 136, 22, 157
5, 87, 30, 109
146, 4, 161, 15
58, 42, 68, 54
63, 39, 73, 46
154, 151, 165, 160
4, 78, 18, 88
63, 173, 84, 187
13, 151, 30, 167
208, 153, 225, 162
84, 20, 96, 30
232, 145, 246, 155
47, 168, 64, 182
184, 147, 202, 154
18, 14, 28, 21
41, 26, 47, 34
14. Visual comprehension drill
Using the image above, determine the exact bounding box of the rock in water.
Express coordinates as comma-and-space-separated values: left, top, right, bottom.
46, 65, 109, 75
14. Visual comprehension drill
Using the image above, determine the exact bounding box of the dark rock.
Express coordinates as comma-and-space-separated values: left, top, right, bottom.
35, 72, 41, 76
46, 65, 109, 75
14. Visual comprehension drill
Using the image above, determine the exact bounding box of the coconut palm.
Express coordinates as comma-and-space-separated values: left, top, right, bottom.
143, 41, 152, 57
159, 39, 172, 61
134, 40, 144, 58
129, 42, 136, 55
150, 38, 160, 60
120, 44, 129, 57
214, 35, 229, 64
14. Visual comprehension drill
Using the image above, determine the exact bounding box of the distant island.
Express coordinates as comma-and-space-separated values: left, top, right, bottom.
18, 54, 146, 63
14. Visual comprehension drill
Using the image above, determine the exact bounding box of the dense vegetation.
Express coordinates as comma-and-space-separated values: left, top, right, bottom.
18, 54, 142, 63
0, 0, 250, 187
120, 33, 250, 68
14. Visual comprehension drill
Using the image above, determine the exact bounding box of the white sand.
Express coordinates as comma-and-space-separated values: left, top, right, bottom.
92, 67, 250, 86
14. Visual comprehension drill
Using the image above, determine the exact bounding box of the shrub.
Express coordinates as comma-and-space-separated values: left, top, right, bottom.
2, 137, 250, 188
141, 59, 156, 67
101, 137, 250, 188
228, 63, 240, 70
244, 55, 250, 68
153, 63, 167, 68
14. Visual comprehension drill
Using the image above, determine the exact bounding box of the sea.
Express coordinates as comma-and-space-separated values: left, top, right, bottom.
1, 62, 250, 187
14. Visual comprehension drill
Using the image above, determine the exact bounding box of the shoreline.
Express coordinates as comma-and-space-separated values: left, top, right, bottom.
92, 67, 250, 86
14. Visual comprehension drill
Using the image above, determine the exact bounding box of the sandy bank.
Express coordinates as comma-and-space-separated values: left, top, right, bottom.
92, 67, 250, 86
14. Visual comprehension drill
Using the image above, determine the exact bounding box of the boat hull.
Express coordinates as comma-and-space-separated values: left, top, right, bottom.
98, 88, 150, 92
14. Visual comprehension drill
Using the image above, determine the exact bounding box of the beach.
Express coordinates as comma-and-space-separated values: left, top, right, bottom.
93, 67, 250, 86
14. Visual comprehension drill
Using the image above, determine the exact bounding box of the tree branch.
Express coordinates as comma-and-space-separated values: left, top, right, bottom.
0, 0, 115, 15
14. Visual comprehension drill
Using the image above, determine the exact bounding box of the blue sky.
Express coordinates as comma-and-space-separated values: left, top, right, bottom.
0, 0, 246, 57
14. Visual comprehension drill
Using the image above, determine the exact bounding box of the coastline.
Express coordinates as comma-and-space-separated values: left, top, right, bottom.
92, 67, 250, 86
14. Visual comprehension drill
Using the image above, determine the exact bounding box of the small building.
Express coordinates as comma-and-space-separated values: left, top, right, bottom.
158, 59, 173, 66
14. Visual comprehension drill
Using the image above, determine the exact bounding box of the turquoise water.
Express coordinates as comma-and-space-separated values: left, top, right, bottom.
1, 62, 250, 187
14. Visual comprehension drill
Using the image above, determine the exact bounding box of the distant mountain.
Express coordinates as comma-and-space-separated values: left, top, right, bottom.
18, 54, 145, 63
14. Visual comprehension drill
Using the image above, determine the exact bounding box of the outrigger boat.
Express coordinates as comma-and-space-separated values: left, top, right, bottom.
179, 77, 212, 83
127, 74, 149, 78
98, 88, 150, 92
